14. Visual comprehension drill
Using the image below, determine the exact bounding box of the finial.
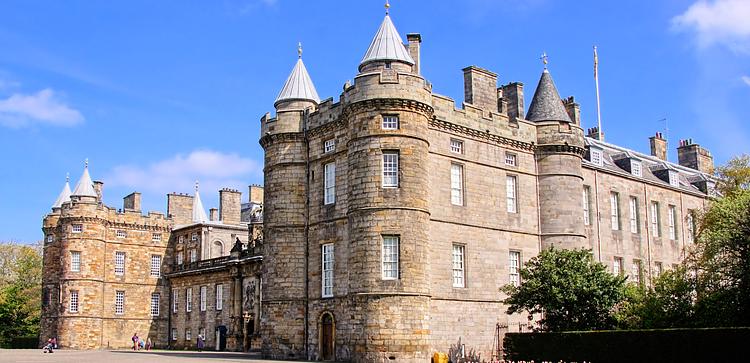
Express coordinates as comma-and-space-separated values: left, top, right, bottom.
66, 172, 70, 183
540, 52, 549, 68
298, 42, 302, 58
385, 0, 390, 15
195, 180, 199, 192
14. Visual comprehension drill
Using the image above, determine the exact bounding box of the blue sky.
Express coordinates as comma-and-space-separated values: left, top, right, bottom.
1, 0, 748, 243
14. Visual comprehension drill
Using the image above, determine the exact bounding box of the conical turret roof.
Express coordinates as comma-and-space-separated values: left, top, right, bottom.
526, 69, 572, 123
274, 45, 320, 107
52, 175, 72, 209
72, 161, 97, 197
359, 14, 414, 70
192, 182, 209, 223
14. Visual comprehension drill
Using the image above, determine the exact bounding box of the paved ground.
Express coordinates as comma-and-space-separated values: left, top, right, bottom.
0, 349, 305, 363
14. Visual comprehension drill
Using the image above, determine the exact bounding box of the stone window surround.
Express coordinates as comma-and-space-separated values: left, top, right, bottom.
70, 251, 81, 272
324, 138, 335, 153
506, 175, 518, 214
505, 152, 517, 167
71, 224, 83, 233
199, 286, 207, 312
382, 114, 399, 130
115, 290, 124, 315
449, 138, 464, 154
186, 287, 192, 312
322, 243, 334, 298
116, 230, 127, 239
324, 162, 336, 205
509, 250, 521, 287
150, 255, 161, 277
582, 186, 592, 226
216, 284, 223, 311
151, 293, 160, 316
452, 243, 465, 288
69, 290, 79, 313
381, 235, 399, 280
613, 256, 623, 276
114, 251, 125, 276
629, 196, 640, 234
610, 191, 621, 231
382, 151, 399, 188
450, 163, 464, 206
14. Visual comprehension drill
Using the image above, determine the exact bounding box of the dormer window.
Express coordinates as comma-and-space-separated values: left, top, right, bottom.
590, 149, 603, 166
631, 160, 642, 177
669, 170, 679, 187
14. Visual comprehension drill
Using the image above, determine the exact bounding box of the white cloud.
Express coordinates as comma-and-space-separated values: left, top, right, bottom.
105, 150, 262, 196
742, 75, 750, 86
0, 88, 84, 128
672, 0, 750, 53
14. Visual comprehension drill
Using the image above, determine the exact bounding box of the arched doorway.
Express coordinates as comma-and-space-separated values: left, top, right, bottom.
319, 312, 335, 361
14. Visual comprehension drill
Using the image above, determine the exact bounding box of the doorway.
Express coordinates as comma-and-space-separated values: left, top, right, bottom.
215, 325, 227, 351
319, 312, 335, 361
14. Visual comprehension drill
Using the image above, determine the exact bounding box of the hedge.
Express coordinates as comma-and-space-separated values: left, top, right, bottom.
504, 327, 750, 363
0, 335, 40, 349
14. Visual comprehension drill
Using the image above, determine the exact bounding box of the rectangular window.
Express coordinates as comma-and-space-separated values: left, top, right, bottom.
71, 251, 81, 272
115, 290, 124, 315
505, 152, 517, 166
669, 170, 680, 187
191, 232, 198, 242
173, 289, 179, 313
115, 251, 125, 276
509, 251, 521, 287
151, 255, 161, 277
178, 235, 185, 244
46, 234, 54, 243
381, 236, 399, 280
610, 192, 620, 230
668, 205, 678, 240
452, 244, 465, 288
200, 286, 207, 311
382, 115, 399, 130
655, 262, 663, 276
177, 252, 184, 265
651, 201, 661, 237
215, 284, 223, 311
382, 152, 399, 187
185, 329, 192, 341
632, 260, 643, 285
450, 139, 463, 154
631, 160, 642, 177
686, 212, 695, 244
450, 164, 464, 206
69, 290, 79, 313
583, 186, 591, 225
152, 233, 162, 242
72, 224, 83, 233
629, 196, 640, 233
590, 149, 603, 166
171, 328, 178, 341
613, 257, 623, 276
506, 175, 517, 213
322, 244, 334, 298
324, 139, 335, 153
190, 249, 197, 263
324, 162, 336, 205
150, 293, 160, 316
186, 287, 192, 312
116, 230, 127, 238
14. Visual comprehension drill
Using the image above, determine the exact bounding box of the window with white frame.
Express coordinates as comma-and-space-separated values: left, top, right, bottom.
191, 232, 198, 242
452, 244, 465, 288
505, 152, 517, 166
610, 192, 620, 230
450, 139, 463, 154
382, 115, 399, 130
632, 260, 643, 285
509, 251, 521, 287
72, 224, 83, 233
186, 287, 192, 312
215, 284, 223, 311
590, 149, 603, 166
173, 289, 179, 313
152, 233, 162, 242
115, 290, 124, 315
151, 255, 161, 277
190, 249, 197, 263
629, 196, 639, 233
71, 251, 81, 272
69, 290, 79, 313
583, 186, 591, 225
199, 286, 207, 311
381, 236, 399, 280
382, 152, 399, 187
669, 170, 679, 187
178, 235, 185, 244
686, 212, 695, 244
177, 252, 183, 265
171, 328, 178, 341
46, 234, 54, 243
150, 293, 160, 316
116, 230, 127, 239
631, 160, 642, 177
322, 244, 334, 298
450, 164, 464, 206
506, 175, 517, 213
185, 329, 192, 341
324, 139, 335, 153
114, 251, 125, 276
613, 257, 623, 276
324, 162, 336, 205
668, 205, 677, 240
655, 262, 663, 276
651, 201, 661, 237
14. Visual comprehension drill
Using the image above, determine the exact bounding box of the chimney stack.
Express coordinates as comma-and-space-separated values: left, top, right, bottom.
219, 188, 242, 225
650, 132, 667, 161
167, 193, 193, 225
93, 181, 104, 201
249, 185, 264, 205
678, 139, 714, 174
209, 208, 218, 222
563, 96, 581, 126
586, 127, 604, 141
407, 33, 421, 75
123, 192, 141, 212
463, 66, 499, 114
500, 82, 524, 121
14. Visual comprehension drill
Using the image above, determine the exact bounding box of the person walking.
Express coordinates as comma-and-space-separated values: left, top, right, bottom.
197, 334, 204, 352
146, 337, 152, 350
131, 333, 139, 351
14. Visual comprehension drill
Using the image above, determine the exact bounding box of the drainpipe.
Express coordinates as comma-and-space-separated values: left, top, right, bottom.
303, 108, 311, 360
594, 170, 602, 261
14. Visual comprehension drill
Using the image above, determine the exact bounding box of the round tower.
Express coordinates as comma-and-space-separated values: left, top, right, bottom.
259, 44, 319, 359
343, 6, 434, 362
527, 66, 587, 250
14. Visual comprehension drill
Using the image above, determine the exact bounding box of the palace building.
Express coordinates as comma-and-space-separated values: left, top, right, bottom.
40, 5, 714, 362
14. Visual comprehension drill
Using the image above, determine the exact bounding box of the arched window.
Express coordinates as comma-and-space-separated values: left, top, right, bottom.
211, 240, 224, 258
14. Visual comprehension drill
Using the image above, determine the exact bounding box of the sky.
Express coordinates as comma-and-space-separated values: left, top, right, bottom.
1, 0, 749, 243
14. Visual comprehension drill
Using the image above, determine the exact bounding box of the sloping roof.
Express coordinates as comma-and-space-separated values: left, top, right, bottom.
526, 69, 572, 123
52, 177, 72, 208
274, 57, 320, 106
359, 14, 414, 69
192, 186, 209, 223
72, 163, 97, 197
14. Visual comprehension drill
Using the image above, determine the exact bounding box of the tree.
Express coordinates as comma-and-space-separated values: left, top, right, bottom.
0, 242, 43, 347
502, 247, 627, 332
615, 268, 696, 329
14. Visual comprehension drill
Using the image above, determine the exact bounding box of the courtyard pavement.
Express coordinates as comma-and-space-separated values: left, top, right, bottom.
0, 349, 306, 363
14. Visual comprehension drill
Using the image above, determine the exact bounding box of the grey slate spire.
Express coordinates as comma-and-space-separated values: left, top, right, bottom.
359, 12, 414, 70
192, 181, 209, 223
274, 43, 320, 107
526, 69, 572, 123
52, 174, 72, 209
72, 160, 97, 197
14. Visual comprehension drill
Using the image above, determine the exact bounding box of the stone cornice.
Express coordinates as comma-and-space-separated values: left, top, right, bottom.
343, 98, 434, 119
259, 132, 305, 149
535, 144, 586, 157
429, 118, 535, 152
307, 117, 347, 138
58, 216, 171, 232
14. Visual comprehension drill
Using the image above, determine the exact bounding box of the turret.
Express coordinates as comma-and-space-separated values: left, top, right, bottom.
357, 3, 415, 74
51, 174, 72, 213
71, 159, 98, 205
528, 65, 587, 250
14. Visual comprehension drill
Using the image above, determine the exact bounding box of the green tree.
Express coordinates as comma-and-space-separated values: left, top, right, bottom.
615, 268, 696, 329
502, 247, 627, 332
0, 242, 43, 347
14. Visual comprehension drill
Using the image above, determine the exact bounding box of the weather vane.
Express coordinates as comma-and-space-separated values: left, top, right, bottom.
385, 0, 390, 15
195, 180, 199, 192
540, 52, 549, 68
298, 42, 302, 58
84, 158, 89, 168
